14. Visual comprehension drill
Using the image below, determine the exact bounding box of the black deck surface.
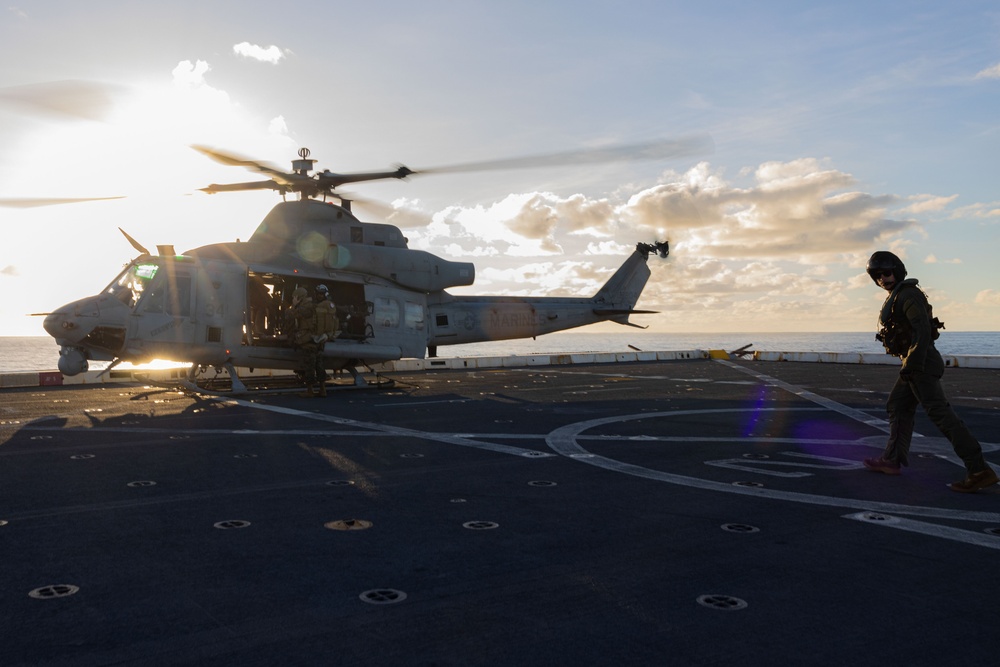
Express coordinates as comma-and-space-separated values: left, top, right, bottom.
2, 358, 998, 666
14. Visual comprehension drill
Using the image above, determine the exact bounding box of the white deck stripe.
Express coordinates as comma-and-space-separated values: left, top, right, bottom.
843, 512, 1000, 549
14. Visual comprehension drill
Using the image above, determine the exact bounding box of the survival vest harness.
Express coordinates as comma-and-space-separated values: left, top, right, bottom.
314, 299, 339, 342
876, 278, 945, 357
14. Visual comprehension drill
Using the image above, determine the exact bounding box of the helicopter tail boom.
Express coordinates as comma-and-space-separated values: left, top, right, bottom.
425, 246, 662, 349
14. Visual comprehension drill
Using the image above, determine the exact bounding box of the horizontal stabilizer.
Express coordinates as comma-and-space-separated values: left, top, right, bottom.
593, 309, 659, 316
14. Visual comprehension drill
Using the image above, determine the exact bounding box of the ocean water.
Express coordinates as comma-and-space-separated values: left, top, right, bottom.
2, 331, 998, 373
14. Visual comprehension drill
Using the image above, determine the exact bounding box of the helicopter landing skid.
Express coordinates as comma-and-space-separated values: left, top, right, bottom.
224, 362, 248, 394
348, 366, 367, 387
172, 365, 395, 397
176, 378, 397, 397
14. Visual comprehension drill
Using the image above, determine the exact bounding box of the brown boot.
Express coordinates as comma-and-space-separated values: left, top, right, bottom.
299, 385, 316, 398
949, 467, 999, 493
317, 383, 327, 397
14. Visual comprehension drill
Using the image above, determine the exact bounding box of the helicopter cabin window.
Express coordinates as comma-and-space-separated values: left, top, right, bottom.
404, 302, 424, 331
373, 297, 400, 329
351, 227, 363, 243
106, 262, 158, 308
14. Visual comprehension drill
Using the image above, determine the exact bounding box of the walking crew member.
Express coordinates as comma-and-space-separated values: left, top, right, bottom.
863, 251, 998, 492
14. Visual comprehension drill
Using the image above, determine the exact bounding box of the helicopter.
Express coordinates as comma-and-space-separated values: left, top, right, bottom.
36, 141, 688, 393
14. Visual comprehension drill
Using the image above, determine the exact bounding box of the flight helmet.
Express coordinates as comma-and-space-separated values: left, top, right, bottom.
866, 251, 907, 285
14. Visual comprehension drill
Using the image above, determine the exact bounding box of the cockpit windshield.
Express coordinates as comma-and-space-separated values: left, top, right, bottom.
106, 261, 159, 308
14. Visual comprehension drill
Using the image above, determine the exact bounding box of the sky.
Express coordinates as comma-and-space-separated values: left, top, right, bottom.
2, 0, 1000, 339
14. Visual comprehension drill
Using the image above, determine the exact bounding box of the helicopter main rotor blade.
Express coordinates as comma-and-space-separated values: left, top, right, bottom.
413, 135, 712, 175
0, 196, 125, 208
315, 166, 415, 189
191, 145, 290, 179
191, 135, 710, 202
0, 80, 123, 121
199, 180, 284, 194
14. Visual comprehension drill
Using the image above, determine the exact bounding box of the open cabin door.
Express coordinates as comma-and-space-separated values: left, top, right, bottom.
245, 270, 372, 348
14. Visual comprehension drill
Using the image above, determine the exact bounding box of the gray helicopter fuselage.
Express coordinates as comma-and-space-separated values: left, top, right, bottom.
44, 200, 657, 375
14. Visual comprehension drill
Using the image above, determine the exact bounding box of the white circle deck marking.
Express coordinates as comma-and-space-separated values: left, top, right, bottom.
23, 364, 991, 535
221, 397, 552, 458
545, 408, 1000, 523
220, 381, 997, 526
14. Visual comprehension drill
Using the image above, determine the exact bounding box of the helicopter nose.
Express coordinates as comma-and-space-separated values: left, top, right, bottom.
43, 310, 73, 339
42, 299, 96, 343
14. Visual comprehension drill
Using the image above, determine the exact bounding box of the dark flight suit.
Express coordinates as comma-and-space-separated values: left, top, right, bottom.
311, 296, 339, 396
289, 296, 319, 389
879, 280, 989, 473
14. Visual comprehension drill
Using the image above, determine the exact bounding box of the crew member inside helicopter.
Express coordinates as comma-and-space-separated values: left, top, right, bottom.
286, 286, 324, 397
248, 275, 276, 336
310, 284, 339, 395
313, 284, 340, 346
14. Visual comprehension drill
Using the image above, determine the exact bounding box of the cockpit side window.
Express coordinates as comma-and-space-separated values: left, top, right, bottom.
106, 262, 158, 308
167, 275, 192, 316
138, 269, 191, 316
141, 281, 165, 313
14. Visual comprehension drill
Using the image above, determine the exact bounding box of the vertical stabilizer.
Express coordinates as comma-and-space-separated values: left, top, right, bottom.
592, 250, 651, 311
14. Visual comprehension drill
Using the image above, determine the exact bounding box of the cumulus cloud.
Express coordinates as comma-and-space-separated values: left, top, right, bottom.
415, 196, 561, 257
401, 158, 910, 267
902, 194, 958, 214
1, 265, 18, 276
975, 63, 1000, 79
975, 289, 1000, 305
268, 115, 288, 134
949, 202, 1000, 220
477, 260, 606, 295
390, 156, 973, 326
504, 193, 616, 253
157, 59, 294, 154
585, 240, 633, 256
233, 42, 285, 64
172, 60, 211, 87
621, 158, 907, 262
925, 254, 962, 264
423, 157, 903, 265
